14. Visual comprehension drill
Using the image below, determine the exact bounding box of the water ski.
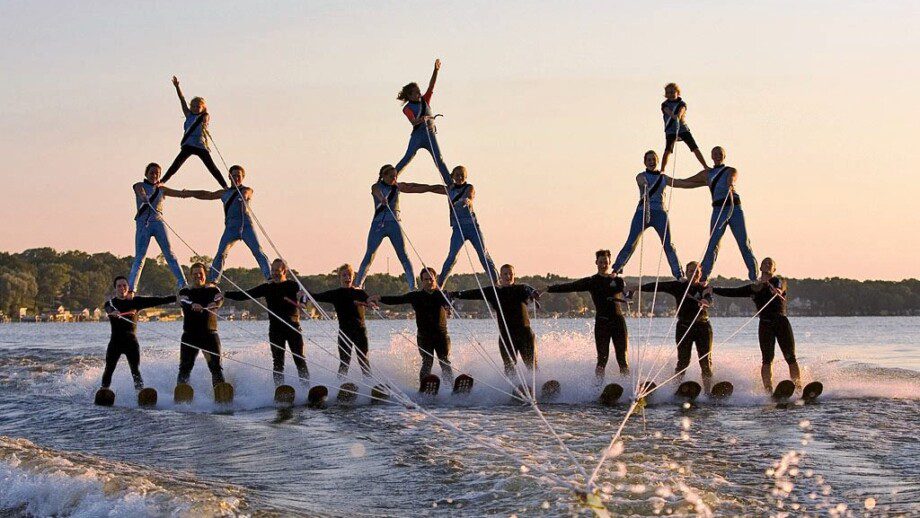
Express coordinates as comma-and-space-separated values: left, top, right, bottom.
371, 384, 389, 404
772, 380, 796, 401
307, 385, 329, 408
214, 382, 234, 404
802, 381, 823, 401
599, 383, 624, 407
676, 380, 702, 400
420, 374, 440, 396
710, 381, 734, 400
452, 374, 474, 395
94, 388, 115, 407
137, 387, 158, 407
337, 382, 359, 404
274, 384, 295, 406
173, 383, 194, 404
540, 380, 561, 401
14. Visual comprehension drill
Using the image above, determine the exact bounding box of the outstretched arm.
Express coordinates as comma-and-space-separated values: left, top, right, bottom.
375, 293, 413, 306
178, 188, 224, 200
398, 182, 442, 194
666, 174, 702, 189
711, 284, 756, 298
546, 277, 592, 294
672, 170, 708, 189
172, 76, 189, 116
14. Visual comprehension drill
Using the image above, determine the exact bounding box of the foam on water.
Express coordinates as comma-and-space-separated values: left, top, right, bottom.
1, 319, 917, 515
0, 436, 245, 517
45, 323, 920, 414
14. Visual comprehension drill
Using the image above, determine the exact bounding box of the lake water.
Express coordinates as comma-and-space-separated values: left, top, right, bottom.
1, 317, 918, 516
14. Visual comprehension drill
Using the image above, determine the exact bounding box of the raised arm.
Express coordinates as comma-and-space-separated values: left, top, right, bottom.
426, 59, 441, 98
398, 182, 442, 194
172, 76, 190, 116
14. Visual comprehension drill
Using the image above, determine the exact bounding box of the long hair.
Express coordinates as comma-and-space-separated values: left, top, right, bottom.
397, 82, 419, 102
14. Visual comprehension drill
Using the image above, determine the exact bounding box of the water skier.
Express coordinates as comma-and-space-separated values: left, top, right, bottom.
160, 76, 229, 188
676, 146, 758, 281
355, 165, 444, 290
129, 162, 198, 292
633, 261, 714, 393
612, 150, 699, 280
224, 259, 310, 386
176, 263, 226, 386
101, 276, 176, 391
659, 82, 709, 173
394, 59, 451, 182
371, 267, 454, 384
310, 264, 373, 378
546, 250, 629, 378
435, 165, 497, 286
711, 257, 800, 392
185, 165, 272, 283
450, 264, 540, 376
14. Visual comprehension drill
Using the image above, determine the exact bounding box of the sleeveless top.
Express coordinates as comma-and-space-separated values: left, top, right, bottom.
181, 112, 208, 150
661, 98, 689, 135
404, 99, 434, 135
707, 165, 741, 207
638, 171, 668, 210
134, 181, 164, 223
447, 183, 475, 226
372, 181, 400, 222
221, 186, 251, 225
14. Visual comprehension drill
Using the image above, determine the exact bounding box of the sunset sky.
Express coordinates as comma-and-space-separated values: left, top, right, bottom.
2, 1, 918, 281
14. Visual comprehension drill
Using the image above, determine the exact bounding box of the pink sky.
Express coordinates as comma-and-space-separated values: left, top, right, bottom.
2, 1, 918, 280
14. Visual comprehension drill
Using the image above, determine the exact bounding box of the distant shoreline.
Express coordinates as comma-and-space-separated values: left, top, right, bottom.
2, 248, 918, 321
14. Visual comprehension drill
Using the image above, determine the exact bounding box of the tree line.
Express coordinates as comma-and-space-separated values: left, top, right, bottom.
2, 248, 918, 318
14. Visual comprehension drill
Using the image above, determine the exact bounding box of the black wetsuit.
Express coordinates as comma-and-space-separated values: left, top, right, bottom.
311, 287, 371, 376
177, 286, 225, 385
548, 274, 629, 374
713, 278, 795, 365
641, 281, 713, 378
225, 280, 309, 385
101, 295, 174, 389
453, 285, 538, 375
379, 290, 453, 383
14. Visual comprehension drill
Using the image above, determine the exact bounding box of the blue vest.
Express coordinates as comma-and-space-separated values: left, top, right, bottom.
707, 165, 741, 206
662, 98, 689, 135
404, 100, 433, 134
134, 181, 164, 223
221, 186, 250, 224
638, 171, 667, 210
448, 183, 475, 226
373, 181, 400, 222
181, 112, 208, 149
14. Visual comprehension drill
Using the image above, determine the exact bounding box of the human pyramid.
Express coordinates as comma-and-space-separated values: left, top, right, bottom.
99, 59, 809, 409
